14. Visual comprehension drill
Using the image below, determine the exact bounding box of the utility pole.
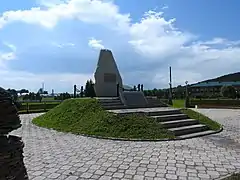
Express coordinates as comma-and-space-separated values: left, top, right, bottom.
74, 85, 77, 98
168, 66, 173, 105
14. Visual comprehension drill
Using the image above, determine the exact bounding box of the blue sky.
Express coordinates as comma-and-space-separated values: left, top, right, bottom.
0, 0, 240, 93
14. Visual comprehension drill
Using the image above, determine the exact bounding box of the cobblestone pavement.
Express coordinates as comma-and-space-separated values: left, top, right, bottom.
11, 109, 240, 180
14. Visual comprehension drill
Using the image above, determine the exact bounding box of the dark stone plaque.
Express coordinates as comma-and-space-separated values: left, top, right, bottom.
104, 73, 116, 82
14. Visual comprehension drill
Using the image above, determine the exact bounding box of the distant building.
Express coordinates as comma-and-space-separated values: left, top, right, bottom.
190, 81, 240, 97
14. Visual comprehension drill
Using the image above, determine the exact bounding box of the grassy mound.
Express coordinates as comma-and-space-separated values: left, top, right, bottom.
180, 109, 222, 131
32, 98, 174, 140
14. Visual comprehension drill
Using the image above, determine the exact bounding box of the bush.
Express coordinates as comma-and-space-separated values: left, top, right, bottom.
190, 99, 240, 107
221, 85, 237, 99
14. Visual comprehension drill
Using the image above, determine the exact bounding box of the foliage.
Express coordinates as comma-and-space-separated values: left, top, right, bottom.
19, 89, 29, 94
190, 99, 240, 107
144, 89, 168, 98
32, 98, 174, 139
221, 85, 237, 98
23, 92, 42, 101
185, 96, 190, 108
180, 109, 221, 131
172, 100, 185, 108
85, 79, 96, 97
54, 92, 71, 100
173, 85, 185, 99
7, 88, 18, 100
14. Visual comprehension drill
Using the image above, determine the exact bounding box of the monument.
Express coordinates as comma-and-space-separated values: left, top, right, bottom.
94, 49, 123, 97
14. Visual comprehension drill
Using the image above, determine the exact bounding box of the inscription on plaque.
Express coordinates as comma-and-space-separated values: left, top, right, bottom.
104, 73, 116, 82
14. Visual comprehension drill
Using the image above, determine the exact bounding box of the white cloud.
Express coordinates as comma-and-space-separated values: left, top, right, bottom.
0, 52, 16, 60
3, 42, 17, 51
0, 0, 131, 32
0, 0, 240, 90
0, 51, 16, 67
161, 5, 168, 10
88, 38, 104, 50
51, 42, 75, 48
128, 11, 195, 59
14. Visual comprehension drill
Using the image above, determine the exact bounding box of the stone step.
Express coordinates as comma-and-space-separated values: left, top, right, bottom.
160, 119, 199, 128
178, 130, 216, 139
98, 99, 121, 103
148, 109, 181, 116
100, 102, 123, 106
102, 105, 126, 110
146, 104, 168, 108
168, 124, 208, 136
152, 114, 188, 122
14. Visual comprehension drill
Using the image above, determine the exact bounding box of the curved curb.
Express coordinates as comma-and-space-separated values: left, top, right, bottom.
31, 120, 223, 142
214, 171, 240, 180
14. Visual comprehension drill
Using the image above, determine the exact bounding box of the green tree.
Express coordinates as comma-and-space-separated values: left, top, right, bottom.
85, 79, 96, 97
85, 80, 90, 97
88, 79, 96, 97
221, 85, 236, 99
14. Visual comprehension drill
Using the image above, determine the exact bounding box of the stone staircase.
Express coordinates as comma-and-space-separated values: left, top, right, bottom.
122, 91, 148, 108
97, 97, 125, 110
145, 97, 168, 107
97, 96, 167, 110
109, 108, 215, 139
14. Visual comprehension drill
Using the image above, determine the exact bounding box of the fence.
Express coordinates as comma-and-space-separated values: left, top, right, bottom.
18, 101, 61, 113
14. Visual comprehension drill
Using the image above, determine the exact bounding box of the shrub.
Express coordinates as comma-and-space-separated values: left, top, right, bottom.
221, 85, 237, 99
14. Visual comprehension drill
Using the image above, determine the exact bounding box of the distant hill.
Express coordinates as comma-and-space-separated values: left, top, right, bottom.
201, 72, 240, 83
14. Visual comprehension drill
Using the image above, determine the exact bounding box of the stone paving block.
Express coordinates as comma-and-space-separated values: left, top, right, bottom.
32, 176, 46, 180
80, 172, 92, 178
198, 173, 210, 179
166, 173, 177, 179
113, 172, 124, 178
99, 176, 111, 180
133, 175, 144, 180
32, 171, 44, 176
9, 110, 240, 180
47, 172, 61, 179
94, 170, 105, 175
65, 176, 79, 180
145, 171, 156, 177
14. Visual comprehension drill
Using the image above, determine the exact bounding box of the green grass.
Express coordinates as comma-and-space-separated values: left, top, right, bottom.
32, 98, 175, 140
172, 99, 185, 108
180, 108, 221, 131
222, 173, 240, 180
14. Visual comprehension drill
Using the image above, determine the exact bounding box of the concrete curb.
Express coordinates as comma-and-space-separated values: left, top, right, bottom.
214, 171, 240, 180
31, 120, 223, 142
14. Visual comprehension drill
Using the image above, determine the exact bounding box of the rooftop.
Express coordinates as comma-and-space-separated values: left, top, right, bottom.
191, 81, 240, 87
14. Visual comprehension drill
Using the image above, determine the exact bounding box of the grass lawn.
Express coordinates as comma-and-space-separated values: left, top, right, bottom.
222, 173, 240, 180
170, 99, 221, 131
172, 99, 185, 108
32, 98, 175, 140
180, 109, 221, 131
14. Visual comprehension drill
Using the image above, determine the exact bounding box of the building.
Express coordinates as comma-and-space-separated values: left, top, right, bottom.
190, 81, 240, 97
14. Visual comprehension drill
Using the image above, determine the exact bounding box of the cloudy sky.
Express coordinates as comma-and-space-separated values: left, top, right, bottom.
0, 0, 240, 93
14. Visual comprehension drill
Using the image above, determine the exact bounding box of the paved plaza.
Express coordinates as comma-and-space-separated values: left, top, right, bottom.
11, 109, 240, 180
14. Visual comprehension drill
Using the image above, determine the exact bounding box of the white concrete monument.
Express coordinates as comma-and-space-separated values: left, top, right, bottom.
94, 49, 123, 97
